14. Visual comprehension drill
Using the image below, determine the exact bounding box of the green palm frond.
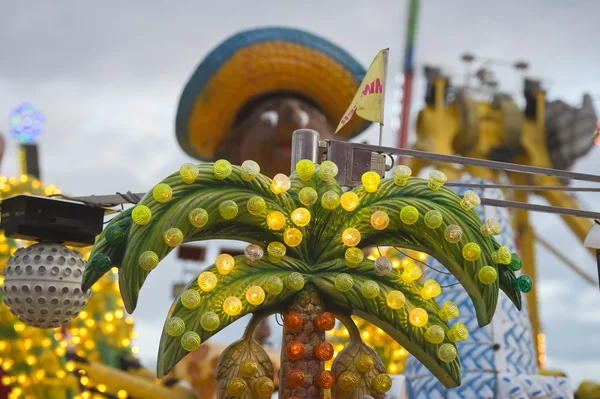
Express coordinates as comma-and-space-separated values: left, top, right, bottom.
158, 255, 308, 376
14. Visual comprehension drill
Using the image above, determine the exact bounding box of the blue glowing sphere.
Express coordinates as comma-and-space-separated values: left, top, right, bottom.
8, 103, 45, 144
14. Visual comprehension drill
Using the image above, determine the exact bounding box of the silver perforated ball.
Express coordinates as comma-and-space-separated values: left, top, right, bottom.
374, 256, 393, 276
2, 243, 91, 329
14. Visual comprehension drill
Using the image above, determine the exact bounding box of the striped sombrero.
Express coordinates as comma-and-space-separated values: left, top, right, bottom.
175, 27, 370, 161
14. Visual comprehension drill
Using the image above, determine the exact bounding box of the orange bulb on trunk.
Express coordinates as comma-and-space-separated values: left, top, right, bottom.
314, 370, 334, 389
285, 341, 305, 360
286, 369, 304, 389
314, 342, 334, 361
284, 312, 303, 333
315, 312, 336, 331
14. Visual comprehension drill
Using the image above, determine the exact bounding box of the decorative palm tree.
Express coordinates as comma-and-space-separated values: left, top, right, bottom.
83, 160, 530, 399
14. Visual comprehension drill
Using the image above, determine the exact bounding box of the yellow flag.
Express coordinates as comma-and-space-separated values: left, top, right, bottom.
335, 48, 389, 134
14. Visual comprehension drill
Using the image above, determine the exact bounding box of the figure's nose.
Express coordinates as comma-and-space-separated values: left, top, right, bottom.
279, 101, 308, 129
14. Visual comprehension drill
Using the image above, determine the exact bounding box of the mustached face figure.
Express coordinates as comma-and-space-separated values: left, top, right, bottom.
215, 95, 336, 178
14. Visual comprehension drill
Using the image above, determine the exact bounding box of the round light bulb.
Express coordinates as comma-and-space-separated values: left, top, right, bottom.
245, 286, 265, 305
386, 290, 406, 309
267, 242, 286, 262
370, 210, 389, 230
181, 289, 201, 309
400, 205, 419, 225
291, 208, 311, 227
438, 301, 460, 321
354, 353, 375, 374
271, 174, 291, 194
462, 242, 481, 261
437, 343, 457, 363
338, 371, 358, 392
401, 261, 422, 283
342, 228, 361, 247
361, 171, 381, 193
425, 325, 445, 344
492, 246, 512, 264
240, 359, 259, 378
244, 244, 263, 265
508, 253, 522, 272
447, 322, 469, 342
219, 200, 238, 219
424, 210, 443, 229
152, 183, 173, 203
298, 187, 318, 206
213, 159, 232, 180
321, 190, 340, 210
460, 190, 481, 211
372, 374, 393, 393
200, 312, 220, 331
392, 165, 412, 186
188, 208, 209, 228
247, 196, 266, 216
345, 247, 364, 268
420, 279, 442, 300
374, 256, 393, 276
296, 160, 315, 181
318, 161, 338, 181
478, 266, 498, 285
198, 271, 218, 292
360, 280, 380, 299
215, 254, 235, 275
165, 317, 185, 337
139, 251, 159, 271
266, 211, 286, 230
428, 170, 447, 191
409, 308, 429, 327
264, 276, 284, 295
181, 331, 201, 352
512, 274, 533, 293
223, 297, 243, 316
163, 228, 184, 247
131, 205, 152, 225
240, 160, 260, 181
179, 163, 199, 184
444, 224, 463, 243
283, 228, 303, 247
286, 272, 305, 291
254, 377, 275, 396
480, 218, 501, 237
334, 273, 354, 292
105, 225, 125, 244
340, 191, 360, 211
226, 377, 247, 396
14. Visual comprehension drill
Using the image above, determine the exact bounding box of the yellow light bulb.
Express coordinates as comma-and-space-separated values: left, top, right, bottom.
267, 242, 286, 263
425, 325, 445, 344
444, 224, 463, 243
460, 190, 481, 211
480, 218, 501, 237
219, 200, 238, 219
345, 247, 364, 268
181, 331, 201, 352
216, 254, 235, 275
117, 390, 129, 399
392, 165, 412, 186
247, 196, 266, 216
334, 273, 354, 292
438, 301, 460, 321
213, 159, 232, 180
321, 190, 340, 210
152, 183, 173, 203
478, 266, 498, 285
361, 171, 381, 193
428, 170, 447, 191
424, 210, 443, 229
245, 286, 266, 305
298, 187, 318, 206
437, 343, 458, 363
198, 271, 218, 292
447, 322, 469, 342
386, 290, 406, 310
318, 161, 338, 181
342, 228, 361, 247
420, 279, 442, 300
286, 272, 305, 291
227, 377, 247, 396
188, 208, 209, 228
266, 211, 286, 230
200, 312, 220, 331
372, 373, 393, 393
131, 205, 152, 225
291, 208, 311, 227
492, 246, 512, 264
370, 210, 389, 230
401, 261, 422, 283
409, 308, 429, 327
340, 192, 360, 211
240, 160, 260, 181
462, 242, 481, 261
163, 228, 184, 247
181, 289, 201, 309
283, 228, 303, 247
400, 205, 419, 225
296, 160, 315, 181
223, 296, 243, 316
271, 174, 291, 194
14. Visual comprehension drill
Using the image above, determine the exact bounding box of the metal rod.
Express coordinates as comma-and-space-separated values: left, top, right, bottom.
535, 233, 597, 287
335, 140, 600, 183
446, 182, 600, 192
71, 193, 146, 206
481, 197, 600, 220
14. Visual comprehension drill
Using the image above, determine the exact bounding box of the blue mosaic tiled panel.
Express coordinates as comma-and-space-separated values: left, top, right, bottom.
405, 177, 538, 398
496, 373, 573, 399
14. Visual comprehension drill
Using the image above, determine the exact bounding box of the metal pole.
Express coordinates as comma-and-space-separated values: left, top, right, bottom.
290, 129, 320, 173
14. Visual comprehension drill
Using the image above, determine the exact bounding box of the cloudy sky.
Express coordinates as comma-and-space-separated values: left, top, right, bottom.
1, 0, 599, 389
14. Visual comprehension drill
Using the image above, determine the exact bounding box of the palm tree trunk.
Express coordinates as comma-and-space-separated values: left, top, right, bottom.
279, 286, 325, 399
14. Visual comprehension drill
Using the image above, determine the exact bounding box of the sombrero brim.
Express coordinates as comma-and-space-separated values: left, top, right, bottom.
176, 27, 370, 161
